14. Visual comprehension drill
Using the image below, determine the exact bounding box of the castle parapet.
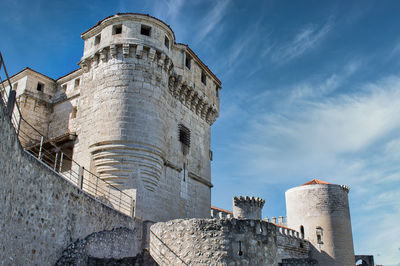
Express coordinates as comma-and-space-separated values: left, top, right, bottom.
233, 196, 265, 220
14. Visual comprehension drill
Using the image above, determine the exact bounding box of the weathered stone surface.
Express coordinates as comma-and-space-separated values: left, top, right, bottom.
150, 218, 278, 265
286, 184, 355, 266
56, 227, 141, 265
0, 102, 141, 265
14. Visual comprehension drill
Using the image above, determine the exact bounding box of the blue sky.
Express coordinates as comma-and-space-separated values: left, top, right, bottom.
1, 0, 400, 264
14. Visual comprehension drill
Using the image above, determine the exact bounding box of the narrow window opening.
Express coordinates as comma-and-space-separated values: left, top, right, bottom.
74, 78, 80, 88
140, 25, 151, 36
215, 85, 219, 98
316, 227, 323, 244
164, 36, 170, 48
183, 163, 186, 181
300, 225, 304, 239
62, 84, 67, 92
113, 24, 122, 35
209, 150, 213, 161
185, 53, 191, 69
95, 34, 101, 45
178, 124, 190, 155
36, 82, 44, 92
238, 241, 243, 256
201, 71, 207, 85
71, 106, 78, 119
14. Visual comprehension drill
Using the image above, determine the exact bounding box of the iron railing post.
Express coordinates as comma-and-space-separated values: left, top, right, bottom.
38, 136, 44, 159
59, 152, 63, 172
6, 89, 15, 118
54, 152, 59, 170
119, 192, 122, 211
95, 177, 98, 197
78, 166, 84, 189
16, 116, 21, 136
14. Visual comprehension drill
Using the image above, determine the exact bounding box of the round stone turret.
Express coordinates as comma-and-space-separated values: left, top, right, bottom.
233, 196, 265, 220
73, 13, 221, 222
285, 179, 355, 266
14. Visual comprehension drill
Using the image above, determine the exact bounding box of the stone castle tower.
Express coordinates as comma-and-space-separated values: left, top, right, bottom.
5, 13, 221, 223
285, 179, 355, 266
75, 13, 221, 222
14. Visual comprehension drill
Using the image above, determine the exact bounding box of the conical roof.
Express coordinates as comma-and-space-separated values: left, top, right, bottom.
301, 179, 333, 186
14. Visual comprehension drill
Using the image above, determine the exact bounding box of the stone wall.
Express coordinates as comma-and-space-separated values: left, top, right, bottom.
276, 226, 310, 262
0, 102, 141, 265
150, 218, 278, 265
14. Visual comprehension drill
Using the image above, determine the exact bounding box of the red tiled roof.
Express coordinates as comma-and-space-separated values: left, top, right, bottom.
301, 179, 333, 186
211, 206, 233, 215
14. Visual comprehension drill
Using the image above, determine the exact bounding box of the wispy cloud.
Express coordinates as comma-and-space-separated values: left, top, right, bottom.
289, 59, 362, 101
272, 19, 334, 64
194, 0, 231, 44
153, 0, 185, 22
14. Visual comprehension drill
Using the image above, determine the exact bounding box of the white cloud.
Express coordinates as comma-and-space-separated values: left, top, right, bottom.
272, 19, 334, 63
194, 0, 231, 44
221, 74, 400, 264
153, 0, 185, 22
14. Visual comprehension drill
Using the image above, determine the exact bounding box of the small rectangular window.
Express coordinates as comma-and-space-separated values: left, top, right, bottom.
185, 53, 191, 69
112, 24, 122, 35
178, 124, 191, 155
164, 36, 170, 48
215, 85, 219, 97
71, 106, 77, 119
36, 82, 44, 91
316, 227, 323, 244
201, 71, 207, 85
62, 84, 67, 92
140, 25, 151, 36
95, 34, 101, 45
74, 78, 80, 88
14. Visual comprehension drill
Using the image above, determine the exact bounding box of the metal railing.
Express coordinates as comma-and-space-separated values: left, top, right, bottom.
0, 52, 133, 216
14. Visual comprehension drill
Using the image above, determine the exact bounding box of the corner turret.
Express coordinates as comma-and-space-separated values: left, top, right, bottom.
233, 196, 265, 220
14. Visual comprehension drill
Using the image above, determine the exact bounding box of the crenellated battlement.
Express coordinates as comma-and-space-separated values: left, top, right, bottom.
233, 196, 265, 220
233, 196, 265, 207
340, 184, 350, 193
168, 73, 218, 125
79, 43, 174, 74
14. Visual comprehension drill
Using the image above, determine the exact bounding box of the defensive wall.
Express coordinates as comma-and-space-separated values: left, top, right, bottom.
0, 100, 141, 265
150, 218, 311, 265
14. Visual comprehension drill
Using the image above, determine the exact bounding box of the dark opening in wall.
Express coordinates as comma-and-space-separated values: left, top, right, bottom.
215, 85, 219, 97
62, 84, 67, 92
95, 34, 101, 45
36, 82, 44, 92
300, 225, 304, 239
71, 106, 78, 119
141, 24, 151, 36
185, 53, 191, 69
178, 124, 190, 155
164, 36, 170, 48
316, 227, 323, 244
201, 71, 207, 85
113, 24, 122, 35
74, 78, 80, 88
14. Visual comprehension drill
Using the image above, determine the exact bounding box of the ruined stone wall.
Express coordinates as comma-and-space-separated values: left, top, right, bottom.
150, 218, 278, 265
0, 102, 141, 265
